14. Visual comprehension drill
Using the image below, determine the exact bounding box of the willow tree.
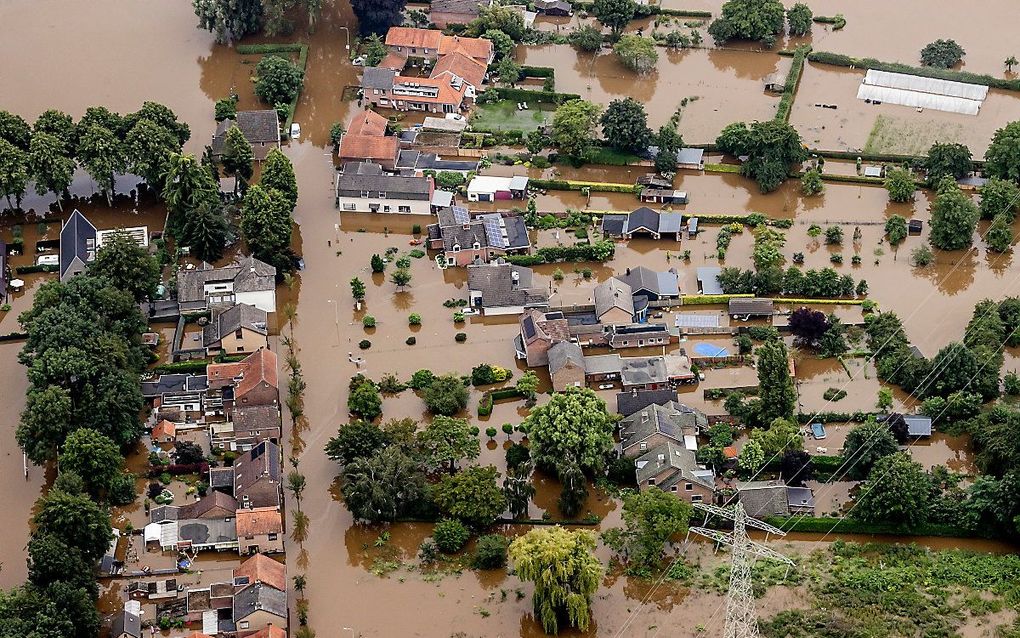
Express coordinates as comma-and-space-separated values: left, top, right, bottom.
508, 526, 602, 634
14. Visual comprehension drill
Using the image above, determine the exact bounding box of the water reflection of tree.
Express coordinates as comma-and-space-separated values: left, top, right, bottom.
913, 248, 977, 295
985, 247, 1013, 276
706, 48, 778, 80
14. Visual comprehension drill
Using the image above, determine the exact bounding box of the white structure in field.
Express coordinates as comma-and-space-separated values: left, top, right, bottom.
857, 69, 988, 115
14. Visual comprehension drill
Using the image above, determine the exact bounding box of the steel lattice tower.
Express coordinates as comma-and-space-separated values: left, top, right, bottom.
687, 503, 794, 638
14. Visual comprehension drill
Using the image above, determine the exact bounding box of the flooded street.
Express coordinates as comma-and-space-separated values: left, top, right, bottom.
2, 0, 1020, 635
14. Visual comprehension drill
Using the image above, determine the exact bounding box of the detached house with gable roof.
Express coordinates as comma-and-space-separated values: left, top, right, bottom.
426, 206, 531, 267
211, 110, 281, 161
338, 109, 400, 170
635, 441, 715, 503
467, 261, 549, 315
207, 348, 282, 450
203, 303, 269, 356
209, 440, 283, 510
335, 161, 434, 215
516, 309, 571, 367
176, 255, 277, 314
59, 209, 97, 281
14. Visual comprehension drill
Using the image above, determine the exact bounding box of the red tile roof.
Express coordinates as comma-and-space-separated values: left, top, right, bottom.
233, 553, 287, 591
385, 26, 442, 50
393, 75, 468, 108
438, 34, 493, 62
235, 507, 283, 537
152, 419, 177, 440
378, 51, 408, 71
207, 348, 279, 398
431, 51, 487, 89
248, 628, 287, 638
339, 134, 400, 163
347, 109, 389, 137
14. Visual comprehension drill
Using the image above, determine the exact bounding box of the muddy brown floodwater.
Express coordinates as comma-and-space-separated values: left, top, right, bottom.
3, 0, 1020, 635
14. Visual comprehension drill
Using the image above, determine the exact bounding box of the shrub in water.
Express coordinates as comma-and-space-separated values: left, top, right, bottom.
433, 519, 470, 553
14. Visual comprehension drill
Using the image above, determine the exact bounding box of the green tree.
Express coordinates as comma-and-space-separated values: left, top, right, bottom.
884, 167, 916, 202
508, 526, 602, 634
28, 131, 75, 209
987, 214, 1014, 252
853, 452, 931, 528
842, 418, 899, 480
391, 268, 412, 290
434, 465, 506, 527
785, 3, 812, 36
708, 0, 785, 45
254, 54, 306, 105
800, 168, 823, 196
348, 378, 382, 421
222, 124, 254, 184
421, 373, 470, 416
88, 231, 160, 302
341, 447, 427, 521
978, 177, 1020, 220
371, 253, 386, 273
260, 147, 298, 210
350, 277, 366, 301
193, 0, 262, 43
473, 534, 510, 569
325, 420, 390, 465
351, 0, 406, 33
469, 3, 526, 39
985, 121, 1020, 184
125, 101, 190, 145
522, 388, 616, 476
924, 142, 972, 186
756, 338, 796, 423
33, 488, 113, 563
717, 120, 806, 193
240, 184, 293, 269
77, 124, 126, 205
27, 533, 97, 596
738, 439, 765, 471
654, 124, 683, 175
483, 29, 514, 60
17, 385, 73, 464
920, 39, 965, 68
503, 461, 535, 519
603, 489, 691, 573
496, 56, 522, 86
568, 24, 605, 52
1007, 56, 1019, 73
885, 214, 908, 245
0, 138, 29, 210
613, 35, 659, 74
929, 177, 979, 250
34, 109, 77, 155
162, 152, 221, 239
0, 110, 32, 150
417, 414, 479, 474
552, 100, 603, 161
124, 118, 180, 194
592, 0, 636, 39
59, 428, 122, 500
750, 417, 802, 457
600, 98, 651, 153
180, 198, 228, 263
876, 387, 894, 411
516, 370, 539, 400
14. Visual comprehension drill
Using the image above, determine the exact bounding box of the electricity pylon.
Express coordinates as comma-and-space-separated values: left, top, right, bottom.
687, 502, 794, 638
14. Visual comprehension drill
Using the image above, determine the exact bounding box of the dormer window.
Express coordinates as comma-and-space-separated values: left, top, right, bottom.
361, 190, 370, 197
452, 244, 460, 252
472, 241, 480, 250
378, 192, 387, 199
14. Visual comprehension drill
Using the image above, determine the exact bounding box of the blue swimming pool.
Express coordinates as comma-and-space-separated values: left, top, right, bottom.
693, 343, 729, 356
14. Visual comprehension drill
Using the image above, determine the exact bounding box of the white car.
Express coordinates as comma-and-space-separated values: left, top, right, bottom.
460, 307, 479, 316
290, 122, 301, 139
445, 113, 466, 121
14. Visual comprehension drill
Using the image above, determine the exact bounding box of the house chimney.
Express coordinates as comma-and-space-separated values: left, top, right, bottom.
626, 268, 631, 276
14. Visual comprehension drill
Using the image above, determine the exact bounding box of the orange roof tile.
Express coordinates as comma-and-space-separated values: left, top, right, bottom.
233, 553, 287, 591
235, 507, 283, 537
438, 34, 493, 61
248, 628, 287, 638
385, 27, 442, 50
346, 109, 389, 137
208, 348, 279, 398
431, 51, 487, 89
723, 446, 738, 459
338, 134, 400, 163
186, 633, 214, 638
393, 75, 467, 107
378, 51, 408, 71
152, 419, 177, 439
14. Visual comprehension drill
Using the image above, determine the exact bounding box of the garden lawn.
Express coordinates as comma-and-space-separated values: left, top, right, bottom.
470, 100, 554, 133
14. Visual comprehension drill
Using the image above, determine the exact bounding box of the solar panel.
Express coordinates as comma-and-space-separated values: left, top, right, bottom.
522, 316, 537, 339
479, 214, 506, 248
452, 206, 470, 224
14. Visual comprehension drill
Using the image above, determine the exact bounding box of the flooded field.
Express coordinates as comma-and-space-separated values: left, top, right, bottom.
791, 63, 1020, 154
516, 45, 782, 137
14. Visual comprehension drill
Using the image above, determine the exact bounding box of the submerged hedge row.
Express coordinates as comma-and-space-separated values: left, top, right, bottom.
808, 51, 1020, 91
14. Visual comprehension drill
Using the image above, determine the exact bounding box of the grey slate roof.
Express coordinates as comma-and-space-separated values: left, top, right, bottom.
620, 402, 708, 452
396, 150, 480, 172
594, 278, 634, 320
616, 388, 678, 416
582, 353, 623, 375
233, 440, 282, 508
336, 163, 432, 199
697, 266, 723, 295
177, 256, 276, 308
467, 261, 548, 309
627, 207, 660, 233
111, 610, 142, 638
548, 341, 584, 375
477, 213, 530, 250
618, 266, 680, 298
786, 486, 815, 511
211, 111, 280, 155
601, 214, 628, 236
233, 582, 288, 622
634, 441, 713, 489
677, 147, 705, 166
620, 356, 667, 387
904, 415, 933, 437
362, 66, 397, 90
59, 209, 97, 281
177, 518, 238, 546
728, 298, 774, 316
203, 304, 268, 347
432, 0, 485, 13
738, 480, 790, 517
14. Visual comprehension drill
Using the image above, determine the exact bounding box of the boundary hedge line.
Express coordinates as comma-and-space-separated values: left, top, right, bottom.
796, 411, 875, 423
775, 46, 810, 123
15, 264, 58, 274
681, 293, 754, 305
478, 387, 527, 416
491, 87, 580, 104
519, 65, 555, 79
812, 15, 846, 29
529, 178, 639, 193
0, 332, 27, 342
808, 50, 1020, 92
763, 515, 980, 539
236, 43, 309, 138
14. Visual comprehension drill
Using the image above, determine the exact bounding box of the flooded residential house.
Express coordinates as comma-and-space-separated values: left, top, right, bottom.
206, 348, 282, 451
202, 303, 269, 356
211, 110, 281, 161
466, 260, 548, 315
466, 175, 529, 202
427, 206, 531, 267
634, 440, 715, 504
58, 209, 97, 281
516, 308, 571, 366
335, 161, 434, 214
738, 479, 816, 517
601, 207, 684, 241
337, 108, 400, 170
176, 256, 278, 314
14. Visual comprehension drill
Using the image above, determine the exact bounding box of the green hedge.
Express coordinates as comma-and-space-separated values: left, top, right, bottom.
682, 293, 754, 305
152, 360, 212, 374
15, 264, 58, 274
506, 240, 615, 265
657, 8, 711, 17
519, 65, 555, 79
775, 46, 810, 123
491, 87, 580, 105
796, 171, 888, 186
796, 411, 875, 424
705, 163, 741, 174
763, 516, 979, 539
812, 15, 846, 29
529, 177, 639, 193
477, 393, 493, 416
808, 51, 1020, 92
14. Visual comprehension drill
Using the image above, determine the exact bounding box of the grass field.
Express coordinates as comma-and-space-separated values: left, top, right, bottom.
470, 100, 554, 133
863, 114, 967, 155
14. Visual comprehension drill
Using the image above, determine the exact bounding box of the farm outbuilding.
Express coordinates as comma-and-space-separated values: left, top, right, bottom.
856, 70, 988, 116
